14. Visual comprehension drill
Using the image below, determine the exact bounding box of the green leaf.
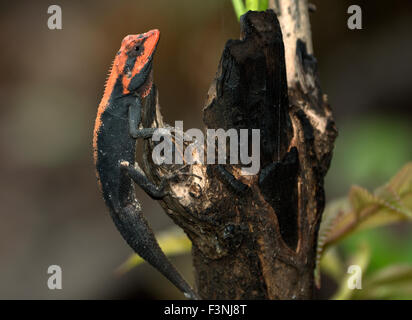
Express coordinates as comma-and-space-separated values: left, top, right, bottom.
116, 227, 192, 275
340, 227, 412, 274
353, 264, 412, 299
231, 0, 247, 20
315, 163, 412, 286
246, 0, 259, 11
331, 243, 370, 300
258, 0, 269, 11
315, 198, 350, 287
231, 0, 268, 21
318, 247, 345, 284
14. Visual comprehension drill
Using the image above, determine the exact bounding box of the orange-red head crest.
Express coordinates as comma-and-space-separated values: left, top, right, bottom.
112, 29, 160, 95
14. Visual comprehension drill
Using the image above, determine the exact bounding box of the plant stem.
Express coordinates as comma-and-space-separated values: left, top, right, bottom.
258, 0, 269, 11
246, 0, 259, 11
231, 0, 246, 20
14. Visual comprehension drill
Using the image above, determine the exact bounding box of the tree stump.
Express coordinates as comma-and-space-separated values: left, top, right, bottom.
141, 9, 337, 299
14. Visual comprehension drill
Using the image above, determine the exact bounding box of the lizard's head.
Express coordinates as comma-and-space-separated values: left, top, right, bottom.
116, 29, 160, 95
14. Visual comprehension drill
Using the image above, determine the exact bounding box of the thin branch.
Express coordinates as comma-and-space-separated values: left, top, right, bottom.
232, 0, 247, 20
269, 0, 314, 88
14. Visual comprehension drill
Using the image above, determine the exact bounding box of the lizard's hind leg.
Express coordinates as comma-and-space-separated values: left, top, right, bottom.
120, 160, 167, 199
120, 161, 199, 200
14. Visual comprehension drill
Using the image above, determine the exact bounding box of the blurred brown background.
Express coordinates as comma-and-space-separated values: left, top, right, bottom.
0, 0, 411, 299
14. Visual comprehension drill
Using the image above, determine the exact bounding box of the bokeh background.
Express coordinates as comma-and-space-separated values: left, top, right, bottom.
0, 0, 411, 299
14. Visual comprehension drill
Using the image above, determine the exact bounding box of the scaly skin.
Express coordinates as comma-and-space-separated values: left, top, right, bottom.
93, 30, 198, 300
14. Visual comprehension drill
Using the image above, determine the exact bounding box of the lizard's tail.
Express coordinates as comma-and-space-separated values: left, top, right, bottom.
110, 205, 199, 300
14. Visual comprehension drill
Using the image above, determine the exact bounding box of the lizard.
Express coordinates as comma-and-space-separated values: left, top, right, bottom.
92, 29, 198, 300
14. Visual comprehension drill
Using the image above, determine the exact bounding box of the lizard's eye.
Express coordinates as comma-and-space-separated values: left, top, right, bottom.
134, 45, 140, 52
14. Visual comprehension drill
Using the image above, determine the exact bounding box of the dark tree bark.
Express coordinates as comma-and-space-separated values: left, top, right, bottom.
141, 8, 336, 299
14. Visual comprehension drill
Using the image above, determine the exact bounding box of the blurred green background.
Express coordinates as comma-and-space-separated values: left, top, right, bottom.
0, 0, 411, 299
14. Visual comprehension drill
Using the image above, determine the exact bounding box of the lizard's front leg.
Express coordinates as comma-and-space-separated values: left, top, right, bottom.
128, 97, 159, 139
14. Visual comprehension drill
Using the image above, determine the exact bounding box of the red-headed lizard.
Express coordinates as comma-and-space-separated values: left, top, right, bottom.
93, 30, 198, 300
